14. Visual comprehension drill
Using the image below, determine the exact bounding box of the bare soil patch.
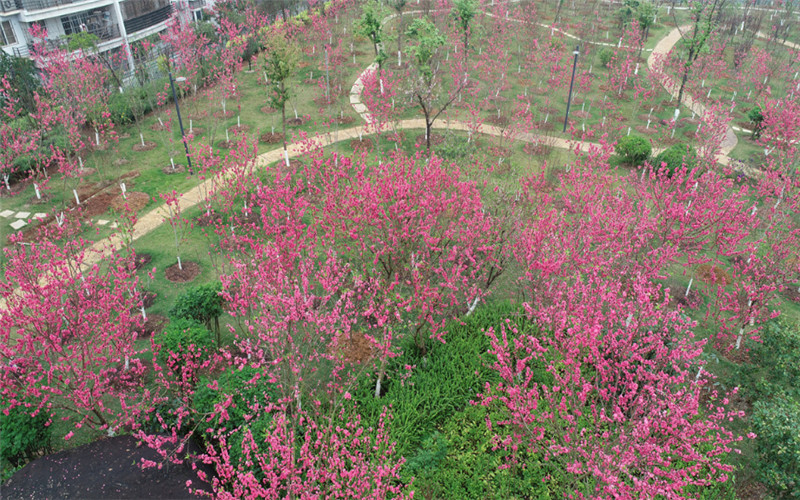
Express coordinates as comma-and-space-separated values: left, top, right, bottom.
415, 133, 445, 146
136, 314, 168, 338
110, 192, 150, 213
228, 124, 250, 134
165, 261, 201, 283
696, 264, 732, 286
261, 106, 278, 114
287, 117, 306, 127
485, 114, 510, 127
260, 132, 284, 144
81, 192, 117, 218
162, 164, 187, 174
213, 110, 234, 119
132, 141, 157, 152
350, 138, 373, 151
133, 253, 153, 271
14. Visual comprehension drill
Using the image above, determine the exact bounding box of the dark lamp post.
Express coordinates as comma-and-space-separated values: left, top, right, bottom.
169, 72, 193, 175
563, 45, 580, 133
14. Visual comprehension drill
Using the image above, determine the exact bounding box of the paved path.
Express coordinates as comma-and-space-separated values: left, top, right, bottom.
61, 6, 799, 267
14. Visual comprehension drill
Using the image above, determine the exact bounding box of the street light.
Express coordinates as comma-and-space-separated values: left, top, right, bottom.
563, 45, 580, 133
168, 72, 193, 175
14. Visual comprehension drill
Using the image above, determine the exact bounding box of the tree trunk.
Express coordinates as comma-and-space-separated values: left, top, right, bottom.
281, 82, 287, 152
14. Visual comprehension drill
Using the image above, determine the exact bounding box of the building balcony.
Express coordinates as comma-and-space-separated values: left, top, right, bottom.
27, 22, 119, 53
123, 3, 170, 34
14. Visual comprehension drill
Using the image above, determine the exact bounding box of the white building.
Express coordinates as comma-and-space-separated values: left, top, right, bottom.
1, 0, 208, 69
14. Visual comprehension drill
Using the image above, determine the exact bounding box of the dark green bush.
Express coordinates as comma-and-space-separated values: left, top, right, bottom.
170, 282, 224, 345
407, 404, 559, 499
653, 143, 697, 176
193, 365, 280, 434
598, 48, 615, 68
108, 92, 135, 126
748, 106, 764, 139
0, 400, 51, 469
353, 302, 546, 461
193, 366, 280, 475
437, 136, 477, 161
752, 396, 800, 498
155, 317, 214, 371
615, 135, 651, 165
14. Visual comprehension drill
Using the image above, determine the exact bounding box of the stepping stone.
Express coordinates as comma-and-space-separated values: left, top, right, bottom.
110, 222, 118, 229
9, 220, 27, 230
34, 213, 47, 219
15, 211, 30, 219
0, 210, 14, 218
96, 219, 109, 226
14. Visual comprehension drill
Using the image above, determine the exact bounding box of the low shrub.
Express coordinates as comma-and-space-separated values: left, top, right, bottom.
155, 317, 214, 373
752, 396, 800, 498
615, 135, 651, 165
0, 399, 52, 470
598, 48, 615, 68
653, 143, 697, 177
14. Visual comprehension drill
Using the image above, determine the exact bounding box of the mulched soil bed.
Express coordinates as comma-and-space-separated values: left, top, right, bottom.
217, 140, 234, 149
194, 212, 218, 227
213, 110, 234, 119
110, 192, 150, 213
150, 121, 170, 132
260, 132, 285, 144
485, 115, 510, 127
186, 127, 205, 137
784, 285, 800, 303
261, 106, 278, 114
140, 292, 157, 309
133, 253, 153, 271
228, 124, 250, 134
162, 164, 187, 175
287, 117, 306, 127
330, 330, 374, 365
350, 138, 373, 151
524, 142, 553, 156
75, 168, 97, 178
81, 192, 118, 218
333, 115, 355, 126
136, 314, 168, 338
1, 435, 212, 499
133, 141, 157, 152
166, 261, 201, 283
635, 125, 661, 135
114, 158, 130, 167
414, 133, 445, 146
696, 264, 732, 285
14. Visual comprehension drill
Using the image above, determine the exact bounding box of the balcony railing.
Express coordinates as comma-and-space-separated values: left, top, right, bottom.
1, 0, 22, 13
124, 4, 171, 34
26, 22, 120, 53
19, 0, 80, 12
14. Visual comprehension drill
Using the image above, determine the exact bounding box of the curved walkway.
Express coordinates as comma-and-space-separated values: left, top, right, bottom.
82, 7, 793, 266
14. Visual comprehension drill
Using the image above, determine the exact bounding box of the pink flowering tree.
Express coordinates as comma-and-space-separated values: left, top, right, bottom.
0, 222, 144, 435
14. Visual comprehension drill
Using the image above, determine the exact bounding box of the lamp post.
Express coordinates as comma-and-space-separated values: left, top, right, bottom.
563, 45, 580, 133
168, 72, 193, 175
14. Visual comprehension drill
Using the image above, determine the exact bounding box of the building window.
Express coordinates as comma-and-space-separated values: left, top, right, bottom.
61, 12, 91, 36
1, 21, 16, 46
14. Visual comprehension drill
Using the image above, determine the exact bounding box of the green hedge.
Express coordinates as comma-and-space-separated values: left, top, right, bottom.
615, 135, 651, 165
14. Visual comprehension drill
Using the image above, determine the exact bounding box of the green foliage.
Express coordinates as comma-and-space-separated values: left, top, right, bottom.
752, 397, 800, 498
0, 52, 39, 115
356, 0, 385, 48
193, 366, 280, 434
615, 135, 651, 165
405, 18, 446, 83
451, 0, 479, 52
261, 30, 300, 116
155, 317, 214, 369
748, 106, 764, 139
108, 91, 135, 126
0, 399, 52, 470
598, 48, 615, 68
407, 404, 557, 499
65, 31, 100, 52
653, 143, 697, 176
170, 282, 224, 329
353, 301, 535, 460
437, 136, 477, 160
